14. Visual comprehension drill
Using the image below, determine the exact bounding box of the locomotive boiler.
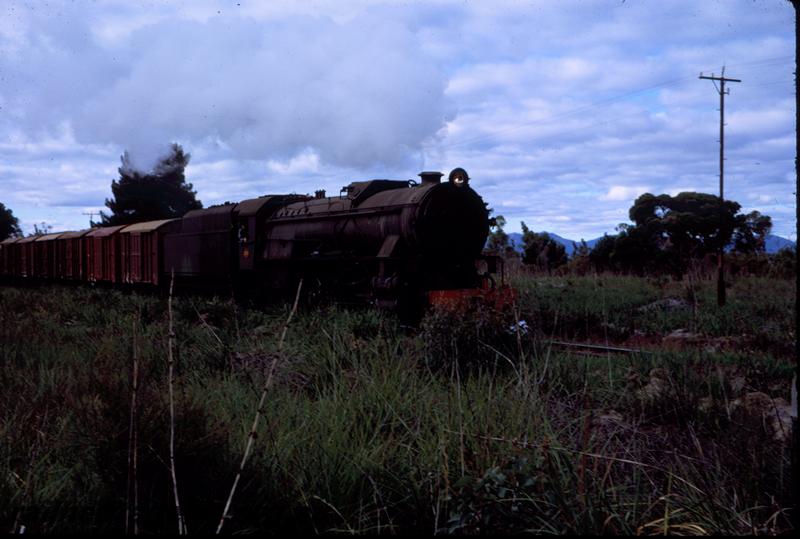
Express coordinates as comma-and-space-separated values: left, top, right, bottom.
260, 168, 495, 311
0, 167, 511, 318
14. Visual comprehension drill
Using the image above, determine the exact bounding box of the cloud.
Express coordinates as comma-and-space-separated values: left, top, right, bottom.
266, 150, 320, 175
0, 0, 794, 240
1, 7, 448, 171
600, 186, 652, 202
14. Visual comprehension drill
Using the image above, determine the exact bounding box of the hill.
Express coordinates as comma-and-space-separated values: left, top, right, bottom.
765, 234, 796, 253
505, 232, 601, 256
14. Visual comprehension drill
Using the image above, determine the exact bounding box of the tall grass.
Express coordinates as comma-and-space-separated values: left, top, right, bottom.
515, 273, 795, 353
0, 275, 794, 534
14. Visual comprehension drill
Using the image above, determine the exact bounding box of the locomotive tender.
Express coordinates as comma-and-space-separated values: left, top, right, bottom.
0, 168, 510, 316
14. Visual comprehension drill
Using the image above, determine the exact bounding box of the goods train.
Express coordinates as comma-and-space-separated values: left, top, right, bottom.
0, 168, 512, 318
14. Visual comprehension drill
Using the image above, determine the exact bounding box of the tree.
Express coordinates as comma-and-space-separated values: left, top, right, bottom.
0, 203, 21, 241
770, 247, 796, 279
611, 221, 674, 275
629, 192, 742, 261
589, 234, 617, 272
520, 222, 567, 272
566, 239, 592, 274
732, 210, 772, 253
32, 222, 53, 237
100, 143, 202, 226
486, 214, 518, 258
486, 214, 508, 251
571, 239, 590, 258
590, 192, 773, 277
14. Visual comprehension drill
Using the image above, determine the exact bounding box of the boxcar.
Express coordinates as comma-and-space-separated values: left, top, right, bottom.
17, 236, 38, 278
0, 237, 21, 278
85, 225, 127, 283
163, 204, 238, 281
33, 232, 65, 280
119, 219, 181, 286
59, 230, 91, 281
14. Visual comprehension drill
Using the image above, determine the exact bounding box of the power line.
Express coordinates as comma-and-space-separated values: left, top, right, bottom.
82, 211, 100, 226
716, 54, 793, 70
443, 75, 692, 150
743, 78, 794, 88
441, 55, 790, 152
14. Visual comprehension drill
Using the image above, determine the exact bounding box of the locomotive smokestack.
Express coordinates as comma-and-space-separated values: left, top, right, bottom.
418, 171, 443, 185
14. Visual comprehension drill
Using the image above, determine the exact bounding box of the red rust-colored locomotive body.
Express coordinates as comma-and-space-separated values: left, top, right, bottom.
0, 168, 511, 317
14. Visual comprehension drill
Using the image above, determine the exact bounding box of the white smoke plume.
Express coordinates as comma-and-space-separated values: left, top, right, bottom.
1, 5, 449, 172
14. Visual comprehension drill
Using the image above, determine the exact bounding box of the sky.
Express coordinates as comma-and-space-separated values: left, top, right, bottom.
0, 0, 795, 240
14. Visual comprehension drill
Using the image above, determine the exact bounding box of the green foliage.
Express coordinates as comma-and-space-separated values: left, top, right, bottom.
768, 247, 797, 278
588, 234, 615, 272
486, 214, 518, 258
512, 274, 795, 351
563, 240, 592, 275
31, 222, 53, 237
630, 192, 740, 257
725, 249, 797, 279
733, 210, 773, 253
446, 457, 543, 534
0, 276, 794, 534
520, 222, 567, 272
420, 303, 517, 372
590, 192, 774, 276
100, 143, 202, 226
572, 239, 589, 257
0, 202, 21, 241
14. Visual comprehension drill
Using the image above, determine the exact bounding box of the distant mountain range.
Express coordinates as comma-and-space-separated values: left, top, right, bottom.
504, 232, 597, 256
764, 234, 796, 253
503, 232, 796, 256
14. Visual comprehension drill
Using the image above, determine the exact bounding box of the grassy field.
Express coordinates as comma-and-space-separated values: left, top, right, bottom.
0, 274, 795, 534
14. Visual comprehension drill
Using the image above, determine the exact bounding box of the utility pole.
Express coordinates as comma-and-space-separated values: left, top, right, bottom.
82, 211, 99, 227
786, 2, 798, 533
699, 67, 741, 307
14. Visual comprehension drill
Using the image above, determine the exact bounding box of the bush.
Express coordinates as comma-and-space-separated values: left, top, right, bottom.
420, 303, 519, 372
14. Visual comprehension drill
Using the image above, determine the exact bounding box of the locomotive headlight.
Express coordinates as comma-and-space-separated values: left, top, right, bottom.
449, 167, 469, 187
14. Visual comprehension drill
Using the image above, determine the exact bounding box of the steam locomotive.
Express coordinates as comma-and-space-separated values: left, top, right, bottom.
0, 168, 511, 318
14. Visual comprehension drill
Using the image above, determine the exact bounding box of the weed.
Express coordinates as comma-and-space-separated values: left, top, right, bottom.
0, 276, 794, 534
